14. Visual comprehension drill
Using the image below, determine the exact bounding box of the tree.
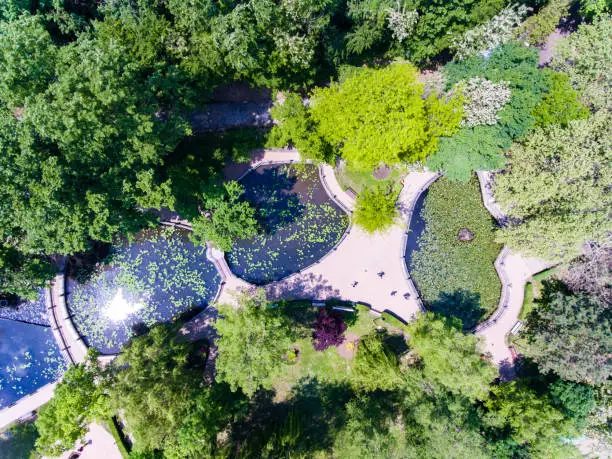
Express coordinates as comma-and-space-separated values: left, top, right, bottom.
494, 112, 611, 261
563, 239, 611, 305
523, 281, 611, 384
353, 184, 398, 233
312, 308, 346, 351
549, 380, 596, 427
484, 381, 567, 445
451, 4, 527, 60
309, 64, 462, 169
0, 244, 55, 300
427, 126, 507, 181
0, 15, 57, 108
552, 17, 612, 111
35, 353, 107, 456
516, 0, 571, 46
407, 313, 496, 401
351, 332, 403, 391
267, 93, 332, 162
107, 324, 243, 455
190, 181, 258, 251
457, 78, 511, 127
215, 289, 294, 396
532, 72, 589, 128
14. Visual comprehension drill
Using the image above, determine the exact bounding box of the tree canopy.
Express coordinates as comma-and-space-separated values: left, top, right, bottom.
494, 112, 611, 262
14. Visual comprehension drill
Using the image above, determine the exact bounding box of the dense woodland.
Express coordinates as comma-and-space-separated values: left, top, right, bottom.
0, 0, 610, 457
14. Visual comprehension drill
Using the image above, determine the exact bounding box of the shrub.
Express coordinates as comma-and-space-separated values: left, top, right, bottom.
354, 184, 399, 233
516, 0, 570, 46
312, 309, 347, 351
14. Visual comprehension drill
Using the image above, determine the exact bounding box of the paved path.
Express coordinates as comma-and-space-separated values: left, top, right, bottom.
0, 382, 56, 431
50, 423, 123, 459
475, 171, 552, 374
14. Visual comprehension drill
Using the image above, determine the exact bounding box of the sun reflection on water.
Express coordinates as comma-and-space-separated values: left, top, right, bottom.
103, 288, 144, 322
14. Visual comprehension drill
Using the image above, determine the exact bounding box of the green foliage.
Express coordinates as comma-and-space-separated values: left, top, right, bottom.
35, 354, 107, 456
579, 0, 611, 19
427, 126, 507, 181
190, 181, 258, 251
494, 112, 611, 261
267, 93, 332, 162
407, 313, 496, 400
549, 380, 596, 426
108, 324, 243, 456
0, 421, 40, 459
552, 16, 612, 111
484, 381, 567, 445
353, 184, 399, 233
516, 0, 570, 45
309, 64, 462, 169
351, 332, 403, 391
215, 289, 294, 396
433, 42, 550, 178
0, 15, 56, 108
523, 281, 611, 384
380, 312, 408, 332
0, 245, 55, 299
410, 178, 502, 328
532, 72, 589, 127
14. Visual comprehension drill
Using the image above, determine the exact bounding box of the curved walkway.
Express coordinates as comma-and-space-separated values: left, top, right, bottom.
475, 171, 552, 371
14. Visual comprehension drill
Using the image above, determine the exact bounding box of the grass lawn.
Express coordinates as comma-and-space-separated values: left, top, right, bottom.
409, 177, 502, 330
0, 421, 40, 459
519, 267, 560, 321
335, 162, 404, 194
271, 303, 404, 400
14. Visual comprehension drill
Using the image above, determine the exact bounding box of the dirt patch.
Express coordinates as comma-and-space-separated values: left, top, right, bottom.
373, 165, 391, 180
337, 333, 359, 359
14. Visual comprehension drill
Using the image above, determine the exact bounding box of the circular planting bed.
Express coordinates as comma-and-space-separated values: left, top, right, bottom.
66, 227, 221, 354
226, 164, 349, 284
0, 318, 66, 408
405, 177, 502, 330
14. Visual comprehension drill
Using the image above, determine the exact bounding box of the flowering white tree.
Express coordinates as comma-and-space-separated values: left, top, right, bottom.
457, 78, 511, 127
386, 4, 418, 42
451, 4, 528, 60
273, 31, 315, 68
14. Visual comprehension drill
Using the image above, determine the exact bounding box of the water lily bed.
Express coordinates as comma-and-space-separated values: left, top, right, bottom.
66, 227, 221, 354
227, 164, 349, 284
0, 289, 49, 327
406, 177, 502, 329
0, 320, 66, 409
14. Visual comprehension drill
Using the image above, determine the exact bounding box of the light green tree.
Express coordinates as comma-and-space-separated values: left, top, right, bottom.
309, 63, 462, 169
485, 381, 567, 445
353, 184, 398, 233
190, 181, 259, 251
215, 289, 294, 396
494, 112, 611, 262
35, 353, 107, 456
407, 313, 496, 401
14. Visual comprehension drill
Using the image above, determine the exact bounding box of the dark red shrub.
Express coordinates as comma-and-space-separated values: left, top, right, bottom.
312, 309, 347, 351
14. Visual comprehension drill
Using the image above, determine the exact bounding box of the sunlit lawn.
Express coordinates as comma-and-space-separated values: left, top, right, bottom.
272, 304, 403, 400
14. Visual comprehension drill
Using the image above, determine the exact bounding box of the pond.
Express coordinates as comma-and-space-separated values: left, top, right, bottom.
0, 290, 49, 327
66, 227, 221, 354
226, 164, 349, 285
404, 177, 502, 330
0, 318, 66, 409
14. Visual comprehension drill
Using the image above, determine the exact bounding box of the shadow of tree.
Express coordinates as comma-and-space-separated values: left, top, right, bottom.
428, 289, 487, 330
266, 273, 341, 302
